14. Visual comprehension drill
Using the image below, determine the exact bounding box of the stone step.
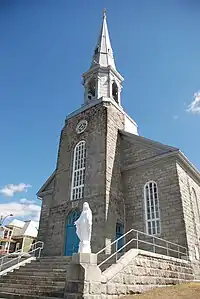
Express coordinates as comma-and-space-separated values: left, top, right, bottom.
40, 256, 71, 261
22, 263, 69, 269
0, 286, 64, 298
0, 283, 64, 292
14, 267, 67, 273
34, 261, 70, 266
8, 271, 66, 278
0, 292, 60, 299
1, 275, 66, 283
0, 280, 65, 288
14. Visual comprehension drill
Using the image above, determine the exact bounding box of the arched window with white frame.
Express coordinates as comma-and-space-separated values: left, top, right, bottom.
144, 181, 161, 235
71, 140, 86, 201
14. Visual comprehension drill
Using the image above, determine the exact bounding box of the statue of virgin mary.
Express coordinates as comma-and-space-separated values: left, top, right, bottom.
74, 202, 92, 253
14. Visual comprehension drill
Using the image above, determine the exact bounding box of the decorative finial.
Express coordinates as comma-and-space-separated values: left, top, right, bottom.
103, 8, 106, 18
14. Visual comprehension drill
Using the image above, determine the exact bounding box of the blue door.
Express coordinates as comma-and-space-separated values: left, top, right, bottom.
65, 211, 80, 256
116, 223, 124, 251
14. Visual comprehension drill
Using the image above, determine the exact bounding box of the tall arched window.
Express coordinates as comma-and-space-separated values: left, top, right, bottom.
144, 181, 161, 235
71, 141, 86, 201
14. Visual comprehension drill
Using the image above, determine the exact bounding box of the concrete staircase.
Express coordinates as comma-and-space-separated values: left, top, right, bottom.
0, 256, 72, 299
0, 254, 115, 299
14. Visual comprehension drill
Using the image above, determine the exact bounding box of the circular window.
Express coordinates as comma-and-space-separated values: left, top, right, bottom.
76, 120, 88, 134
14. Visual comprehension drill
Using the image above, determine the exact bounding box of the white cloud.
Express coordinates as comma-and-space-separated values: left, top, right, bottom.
19, 198, 35, 204
187, 92, 200, 114
0, 183, 32, 197
0, 202, 41, 222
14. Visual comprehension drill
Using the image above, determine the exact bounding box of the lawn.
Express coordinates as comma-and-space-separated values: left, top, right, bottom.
123, 283, 200, 299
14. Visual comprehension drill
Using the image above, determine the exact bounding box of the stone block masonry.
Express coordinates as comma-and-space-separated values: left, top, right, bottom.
64, 250, 195, 299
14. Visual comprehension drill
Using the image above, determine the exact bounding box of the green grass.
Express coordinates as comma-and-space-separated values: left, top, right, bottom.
123, 283, 200, 299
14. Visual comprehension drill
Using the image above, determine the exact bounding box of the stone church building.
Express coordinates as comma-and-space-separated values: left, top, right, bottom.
37, 12, 200, 261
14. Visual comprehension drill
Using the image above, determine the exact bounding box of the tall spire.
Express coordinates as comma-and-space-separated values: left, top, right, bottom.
91, 9, 116, 69
83, 10, 123, 106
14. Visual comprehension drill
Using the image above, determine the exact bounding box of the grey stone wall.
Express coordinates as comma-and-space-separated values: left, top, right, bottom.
37, 193, 53, 251
41, 101, 126, 256
122, 142, 187, 249
65, 251, 194, 299
176, 163, 200, 261
122, 137, 165, 166
104, 103, 125, 244
102, 252, 194, 297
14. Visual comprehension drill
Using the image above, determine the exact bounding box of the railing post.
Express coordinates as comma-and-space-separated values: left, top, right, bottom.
153, 237, 155, 253
136, 231, 139, 249
166, 241, 169, 256
186, 248, 188, 260
0, 257, 3, 271
115, 241, 118, 263
178, 245, 180, 259
38, 247, 42, 259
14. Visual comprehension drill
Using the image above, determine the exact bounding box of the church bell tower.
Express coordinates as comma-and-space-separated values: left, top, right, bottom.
37, 10, 138, 257
82, 10, 124, 107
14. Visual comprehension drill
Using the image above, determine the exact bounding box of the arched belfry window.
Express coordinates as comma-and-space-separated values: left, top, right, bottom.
71, 141, 86, 201
112, 82, 118, 103
144, 181, 161, 235
87, 77, 96, 101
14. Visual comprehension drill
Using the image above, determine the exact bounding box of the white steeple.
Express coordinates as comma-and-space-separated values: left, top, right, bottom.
91, 9, 116, 70
82, 10, 124, 106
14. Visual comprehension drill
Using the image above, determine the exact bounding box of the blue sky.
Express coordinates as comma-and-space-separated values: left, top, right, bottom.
0, 0, 200, 223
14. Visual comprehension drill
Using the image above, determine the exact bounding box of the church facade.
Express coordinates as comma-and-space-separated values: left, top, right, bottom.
37, 12, 200, 261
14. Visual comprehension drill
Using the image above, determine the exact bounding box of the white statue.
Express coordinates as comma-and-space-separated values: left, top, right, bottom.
74, 202, 92, 253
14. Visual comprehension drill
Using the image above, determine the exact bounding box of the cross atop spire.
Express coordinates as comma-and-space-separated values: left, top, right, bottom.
103, 8, 106, 18
91, 9, 116, 69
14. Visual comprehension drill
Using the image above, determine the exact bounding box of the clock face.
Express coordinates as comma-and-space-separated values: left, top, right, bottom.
76, 120, 88, 134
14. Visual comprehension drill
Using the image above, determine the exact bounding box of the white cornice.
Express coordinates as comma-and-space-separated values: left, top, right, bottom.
176, 151, 200, 184
65, 97, 137, 130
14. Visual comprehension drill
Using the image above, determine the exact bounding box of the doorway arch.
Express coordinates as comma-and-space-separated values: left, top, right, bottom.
65, 210, 80, 256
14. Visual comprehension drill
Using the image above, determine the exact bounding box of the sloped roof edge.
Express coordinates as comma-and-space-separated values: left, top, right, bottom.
37, 170, 56, 198
120, 130, 178, 152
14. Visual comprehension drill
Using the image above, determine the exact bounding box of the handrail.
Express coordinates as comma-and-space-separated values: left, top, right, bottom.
0, 241, 44, 272
97, 229, 133, 255
0, 241, 43, 261
97, 228, 187, 255
96, 228, 188, 268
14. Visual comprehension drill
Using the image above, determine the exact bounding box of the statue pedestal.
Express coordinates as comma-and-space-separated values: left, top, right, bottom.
72, 253, 101, 282
72, 252, 97, 265
64, 253, 102, 298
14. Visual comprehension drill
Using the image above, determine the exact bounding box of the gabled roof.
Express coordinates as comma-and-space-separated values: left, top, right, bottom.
120, 130, 178, 153
18, 220, 38, 238
8, 219, 38, 238
7, 219, 25, 229
120, 130, 200, 183
37, 170, 56, 198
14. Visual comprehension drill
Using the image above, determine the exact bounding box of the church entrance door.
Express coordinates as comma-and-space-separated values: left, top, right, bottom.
65, 211, 80, 256
116, 223, 124, 251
